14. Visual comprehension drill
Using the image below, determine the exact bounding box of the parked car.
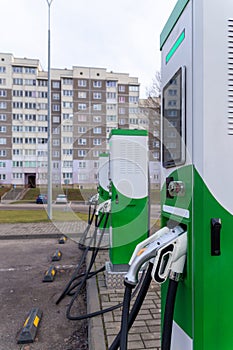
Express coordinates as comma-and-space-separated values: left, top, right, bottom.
55, 194, 68, 204
36, 194, 48, 204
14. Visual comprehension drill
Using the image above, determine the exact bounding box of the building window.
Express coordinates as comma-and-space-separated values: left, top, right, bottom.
13, 66, 23, 73
107, 104, 116, 110
63, 90, 73, 97
78, 91, 87, 98
93, 81, 102, 88
24, 161, 37, 167
0, 161, 6, 167
78, 80, 87, 87
63, 161, 73, 167
0, 90, 6, 97
0, 79, 6, 85
93, 104, 101, 111
78, 150, 87, 157
168, 89, 177, 96
93, 116, 102, 123
12, 90, 23, 97
24, 67, 36, 74
63, 78, 73, 85
78, 103, 87, 110
13, 137, 23, 144
53, 150, 60, 157
93, 127, 102, 134
78, 138, 87, 145
25, 102, 37, 109
38, 80, 48, 87
25, 138, 36, 144
129, 96, 138, 103
53, 116, 60, 123
119, 118, 126, 125
78, 161, 86, 168
0, 174, 6, 180
106, 81, 116, 87
63, 172, 72, 179
63, 149, 73, 156
13, 161, 23, 167
63, 102, 73, 109
52, 81, 60, 88
25, 114, 36, 121
78, 115, 87, 122
52, 128, 60, 135
53, 93, 60, 100
63, 125, 73, 132
25, 90, 37, 97
53, 139, 60, 146
63, 113, 72, 120
25, 149, 36, 156
63, 137, 73, 144
93, 150, 100, 157
0, 114, 6, 121
0, 66, 6, 73
119, 96, 125, 103
38, 103, 48, 110
107, 92, 116, 99
78, 126, 86, 133
93, 92, 102, 99
129, 118, 138, 124
12, 173, 23, 179
38, 114, 48, 121
0, 102, 7, 109
119, 108, 126, 115
0, 150, 6, 156
24, 79, 36, 86
107, 115, 117, 122
93, 138, 101, 145
129, 85, 139, 92
52, 104, 60, 112
119, 85, 126, 92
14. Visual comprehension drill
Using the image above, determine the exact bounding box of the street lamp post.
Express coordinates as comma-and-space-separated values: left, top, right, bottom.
46, 0, 54, 220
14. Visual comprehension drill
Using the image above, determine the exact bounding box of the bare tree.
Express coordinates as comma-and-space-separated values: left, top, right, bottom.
146, 71, 161, 99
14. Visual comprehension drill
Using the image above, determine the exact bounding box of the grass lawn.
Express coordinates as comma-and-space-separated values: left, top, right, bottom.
0, 210, 88, 223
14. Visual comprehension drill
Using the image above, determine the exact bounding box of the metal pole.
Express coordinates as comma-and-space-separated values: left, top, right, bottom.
46, 0, 54, 220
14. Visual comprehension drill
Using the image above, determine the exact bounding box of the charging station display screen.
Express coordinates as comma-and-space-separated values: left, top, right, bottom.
162, 67, 185, 168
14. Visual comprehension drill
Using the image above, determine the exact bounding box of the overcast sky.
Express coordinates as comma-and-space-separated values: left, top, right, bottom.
2, 0, 177, 97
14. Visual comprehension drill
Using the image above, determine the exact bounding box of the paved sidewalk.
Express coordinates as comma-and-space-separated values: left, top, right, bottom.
0, 222, 162, 350
88, 250, 161, 350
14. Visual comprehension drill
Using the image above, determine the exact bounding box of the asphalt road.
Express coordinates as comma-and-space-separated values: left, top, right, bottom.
0, 237, 88, 350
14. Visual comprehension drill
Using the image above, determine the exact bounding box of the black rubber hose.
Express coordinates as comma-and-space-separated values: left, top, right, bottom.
119, 284, 133, 350
161, 279, 179, 350
78, 202, 97, 249
66, 265, 146, 321
109, 262, 153, 350
56, 212, 106, 305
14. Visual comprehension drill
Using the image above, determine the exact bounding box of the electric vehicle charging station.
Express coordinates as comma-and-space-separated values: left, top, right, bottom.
98, 152, 110, 204
97, 152, 110, 246
160, 0, 233, 348
108, 129, 149, 272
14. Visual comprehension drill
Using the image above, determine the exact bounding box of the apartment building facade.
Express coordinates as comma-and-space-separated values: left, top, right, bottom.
0, 53, 160, 189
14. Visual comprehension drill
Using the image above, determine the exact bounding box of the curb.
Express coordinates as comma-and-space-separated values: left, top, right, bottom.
87, 252, 107, 350
0, 233, 62, 240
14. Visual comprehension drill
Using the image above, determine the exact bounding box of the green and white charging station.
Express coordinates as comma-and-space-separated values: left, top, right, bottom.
98, 152, 109, 204
161, 0, 233, 348
109, 129, 149, 272
97, 152, 110, 231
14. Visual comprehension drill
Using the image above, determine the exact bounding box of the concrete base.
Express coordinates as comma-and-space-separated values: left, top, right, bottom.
105, 261, 128, 289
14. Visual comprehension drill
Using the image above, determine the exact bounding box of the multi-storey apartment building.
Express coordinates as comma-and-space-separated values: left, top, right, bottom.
0, 53, 159, 189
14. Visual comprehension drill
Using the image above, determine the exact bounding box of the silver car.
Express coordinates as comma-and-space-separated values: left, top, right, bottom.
55, 194, 68, 204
